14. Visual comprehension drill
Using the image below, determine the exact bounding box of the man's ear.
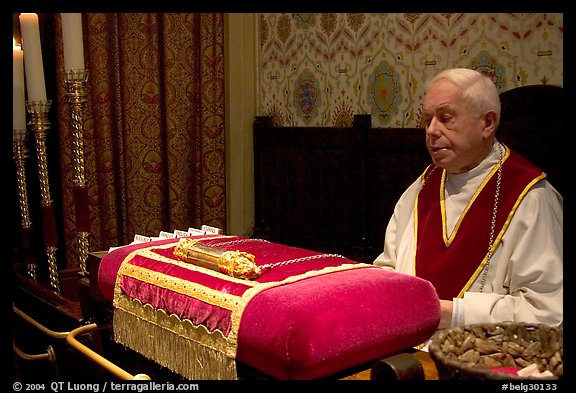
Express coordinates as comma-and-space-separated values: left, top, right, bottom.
482, 110, 498, 138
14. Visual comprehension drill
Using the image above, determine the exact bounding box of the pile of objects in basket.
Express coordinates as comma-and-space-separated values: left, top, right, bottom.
429, 322, 562, 380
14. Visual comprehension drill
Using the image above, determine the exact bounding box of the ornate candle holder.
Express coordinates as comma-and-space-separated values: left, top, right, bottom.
64, 68, 90, 277
13, 129, 37, 281
26, 100, 61, 294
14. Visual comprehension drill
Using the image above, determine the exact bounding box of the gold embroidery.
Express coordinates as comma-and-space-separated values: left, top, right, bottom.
121, 263, 242, 311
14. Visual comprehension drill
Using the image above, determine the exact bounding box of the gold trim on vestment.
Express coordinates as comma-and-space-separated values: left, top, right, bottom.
442, 146, 510, 247
457, 172, 546, 298
412, 147, 547, 299
412, 149, 505, 280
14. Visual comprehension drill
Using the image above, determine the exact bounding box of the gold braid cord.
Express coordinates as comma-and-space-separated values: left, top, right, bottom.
173, 238, 262, 280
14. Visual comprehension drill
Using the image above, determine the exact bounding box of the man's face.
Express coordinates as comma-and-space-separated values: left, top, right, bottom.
422, 79, 489, 174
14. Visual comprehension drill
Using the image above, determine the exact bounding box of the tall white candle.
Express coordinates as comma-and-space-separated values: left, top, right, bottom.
13, 38, 27, 130
61, 13, 85, 70
19, 13, 47, 102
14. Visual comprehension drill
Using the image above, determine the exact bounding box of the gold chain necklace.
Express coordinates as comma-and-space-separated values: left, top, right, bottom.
204, 237, 347, 272
479, 142, 504, 292
259, 253, 347, 271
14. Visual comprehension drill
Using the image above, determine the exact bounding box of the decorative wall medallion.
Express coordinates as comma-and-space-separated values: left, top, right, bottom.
368, 61, 402, 123
294, 68, 321, 124
469, 50, 507, 90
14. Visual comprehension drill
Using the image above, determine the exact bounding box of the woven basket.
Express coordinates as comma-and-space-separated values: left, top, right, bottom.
429, 322, 562, 380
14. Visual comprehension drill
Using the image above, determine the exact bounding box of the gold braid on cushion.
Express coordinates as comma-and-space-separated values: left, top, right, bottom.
173, 238, 261, 280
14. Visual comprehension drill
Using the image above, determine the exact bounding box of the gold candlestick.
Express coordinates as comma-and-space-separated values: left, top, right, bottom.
13, 129, 37, 281
64, 69, 90, 276
26, 100, 61, 294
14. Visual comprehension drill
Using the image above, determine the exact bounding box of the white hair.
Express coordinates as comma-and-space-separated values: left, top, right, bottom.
426, 68, 501, 128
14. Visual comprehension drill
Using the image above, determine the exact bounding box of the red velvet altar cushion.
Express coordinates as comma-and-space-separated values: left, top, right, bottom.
98, 237, 440, 380
236, 266, 439, 379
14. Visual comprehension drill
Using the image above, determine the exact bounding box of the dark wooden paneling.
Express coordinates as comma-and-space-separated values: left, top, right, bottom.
498, 85, 563, 195
363, 128, 429, 259
254, 115, 369, 260
253, 115, 428, 263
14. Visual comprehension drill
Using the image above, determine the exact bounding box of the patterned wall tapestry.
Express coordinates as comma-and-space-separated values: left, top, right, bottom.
257, 13, 563, 127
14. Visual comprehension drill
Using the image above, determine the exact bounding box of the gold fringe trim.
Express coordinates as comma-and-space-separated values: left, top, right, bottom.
114, 297, 237, 380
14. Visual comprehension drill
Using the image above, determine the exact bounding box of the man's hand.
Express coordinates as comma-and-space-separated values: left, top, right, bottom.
439, 299, 453, 329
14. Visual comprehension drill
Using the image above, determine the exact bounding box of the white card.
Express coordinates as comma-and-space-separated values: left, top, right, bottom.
159, 231, 177, 239
174, 229, 191, 237
133, 234, 152, 243
201, 225, 223, 234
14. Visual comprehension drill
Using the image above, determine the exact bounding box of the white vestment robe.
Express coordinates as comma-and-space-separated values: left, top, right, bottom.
374, 140, 563, 327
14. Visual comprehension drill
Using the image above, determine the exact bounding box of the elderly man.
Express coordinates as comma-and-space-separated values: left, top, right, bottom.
374, 68, 563, 329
